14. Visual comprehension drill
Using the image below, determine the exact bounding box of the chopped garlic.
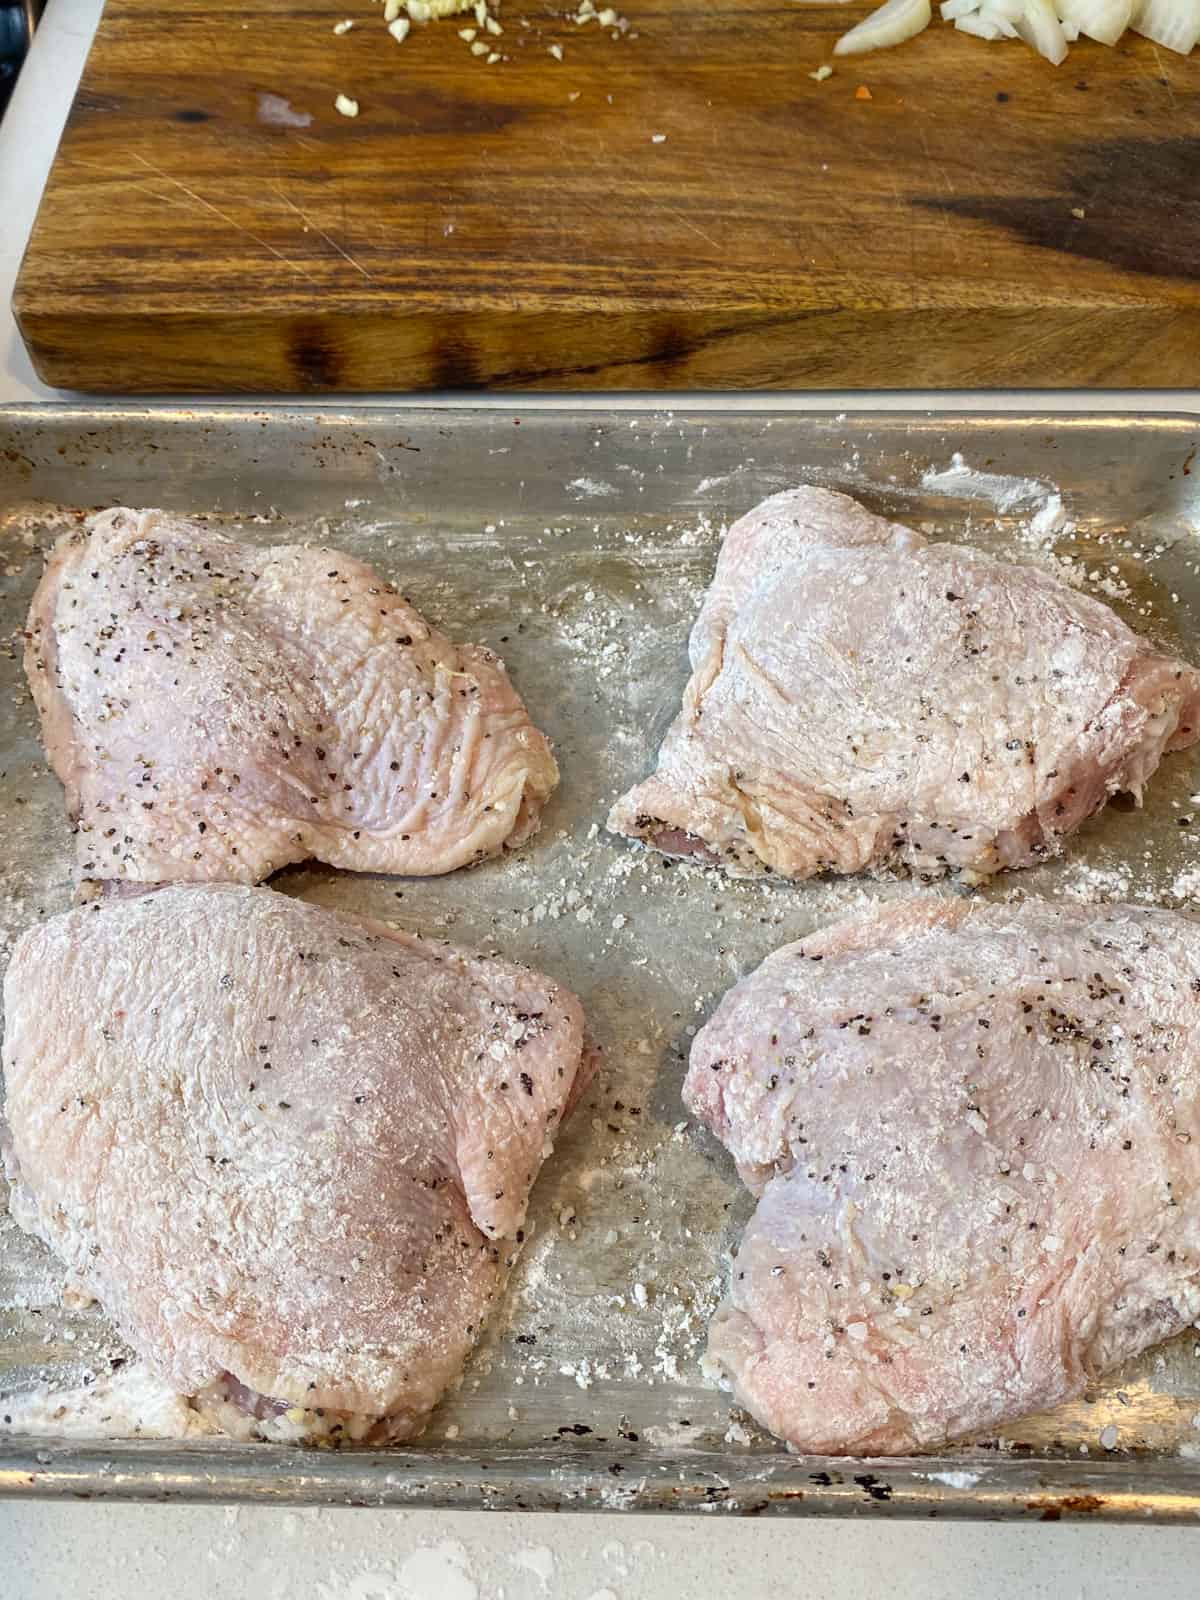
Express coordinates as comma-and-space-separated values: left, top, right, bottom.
333, 18, 354, 33
485, 14, 503, 31
408, 0, 477, 17
459, 24, 476, 37
598, 5, 618, 21
650, 131, 666, 141
334, 93, 360, 117
809, 63, 834, 78
548, 41, 564, 57
486, 48, 501, 60
383, 0, 403, 19
388, 15, 411, 41
471, 38, 489, 53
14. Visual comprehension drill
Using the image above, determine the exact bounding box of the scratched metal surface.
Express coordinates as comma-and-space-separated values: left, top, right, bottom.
2, 407, 1200, 1520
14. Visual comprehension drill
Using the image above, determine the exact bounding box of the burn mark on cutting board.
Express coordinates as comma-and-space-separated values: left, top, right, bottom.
914, 138, 1200, 283
390, 88, 525, 138
287, 321, 345, 388
429, 336, 483, 391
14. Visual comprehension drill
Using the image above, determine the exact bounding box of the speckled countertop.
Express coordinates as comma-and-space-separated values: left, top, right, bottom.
3, 3, 1200, 1594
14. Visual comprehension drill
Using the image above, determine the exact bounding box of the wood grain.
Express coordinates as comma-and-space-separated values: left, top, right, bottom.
12, 0, 1200, 391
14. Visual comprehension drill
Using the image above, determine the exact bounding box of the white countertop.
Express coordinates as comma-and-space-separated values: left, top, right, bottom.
3, 3, 1200, 1593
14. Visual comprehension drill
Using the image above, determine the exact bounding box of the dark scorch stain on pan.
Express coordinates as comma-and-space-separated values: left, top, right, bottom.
914, 138, 1200, 283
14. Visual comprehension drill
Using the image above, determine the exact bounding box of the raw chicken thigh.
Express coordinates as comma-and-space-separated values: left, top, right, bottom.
2, 885, 591, 1443
610, 487, 1200, 880
686, 897, 1200, 1454
26, 508, 558, 885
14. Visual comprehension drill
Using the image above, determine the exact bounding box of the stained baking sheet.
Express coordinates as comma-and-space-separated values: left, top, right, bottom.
3, 407, 1200, 1520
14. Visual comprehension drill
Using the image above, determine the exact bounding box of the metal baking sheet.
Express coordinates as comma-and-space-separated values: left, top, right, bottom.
3, 406, 1200, 1521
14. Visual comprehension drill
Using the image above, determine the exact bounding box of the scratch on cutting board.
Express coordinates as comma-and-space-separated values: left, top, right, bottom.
552, 136, 722, 254
269, 182, 377, 282
917, 128, 964, 267
969, 310, 1093, 383
1153, 47, 1178, 116
131, 155, 319, 284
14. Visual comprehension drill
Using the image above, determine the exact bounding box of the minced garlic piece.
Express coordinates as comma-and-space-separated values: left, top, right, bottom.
388, 15, 411, 39
406, 0, 475, 17
334, 93, 360, 116
548, 41, 564, 57
333, 18, 354, 33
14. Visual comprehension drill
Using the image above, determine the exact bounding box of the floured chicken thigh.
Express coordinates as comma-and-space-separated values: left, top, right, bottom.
686, 897, 1200, 1454
610, 487, 1200, 881
2, 885, 590, 1443
26, 508, 558, 885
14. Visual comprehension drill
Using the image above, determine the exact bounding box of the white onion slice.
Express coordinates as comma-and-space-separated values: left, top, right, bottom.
1060, 15, 1081, 33
984, 0, 1026, 17
1056, 0, 1134, 43
833, 0, 933, 53
940, 0, 979, 17
956, 12, 1004, 32
978, 4, 1021, 30
1017, 0, 1070, 60
1131, 0, 1200, 52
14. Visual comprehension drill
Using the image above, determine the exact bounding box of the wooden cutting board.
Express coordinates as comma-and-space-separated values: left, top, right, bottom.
13, 0, 1200, 391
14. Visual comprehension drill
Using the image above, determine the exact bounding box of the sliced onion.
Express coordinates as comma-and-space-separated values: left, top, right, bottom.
978, 4, 1021, 30
1056, 0, 1134, 43
1060, 15, 1081, 33
833, 0, 933, 53
1131, 0, 1200, 52
940, 0, 979, 17
956, 11, 1004, 31
1017, 0, 1070, 60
